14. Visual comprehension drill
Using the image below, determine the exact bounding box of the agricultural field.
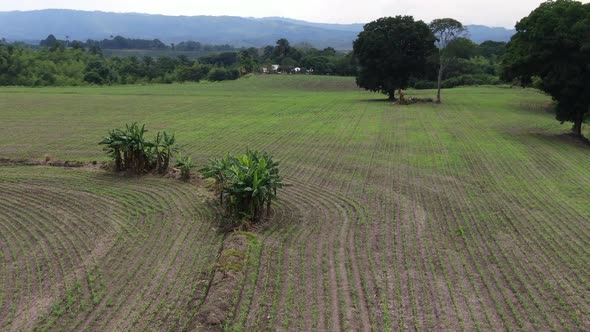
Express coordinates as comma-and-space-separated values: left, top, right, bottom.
0, 166, 222, 331
1, 75, 589, 331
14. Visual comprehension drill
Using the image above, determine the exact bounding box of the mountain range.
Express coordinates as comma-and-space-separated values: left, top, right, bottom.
0, 9, 516, 49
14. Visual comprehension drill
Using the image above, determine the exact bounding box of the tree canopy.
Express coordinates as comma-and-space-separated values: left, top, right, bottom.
353, 16, 437, 100
502, 0, 590, 136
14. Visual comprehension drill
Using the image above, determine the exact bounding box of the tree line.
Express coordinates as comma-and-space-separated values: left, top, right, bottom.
353, 17, 506, 102
1, 32, 507, 87
41, 34, 235, 52
353, 0, 589, 136
0, 36, 359, 86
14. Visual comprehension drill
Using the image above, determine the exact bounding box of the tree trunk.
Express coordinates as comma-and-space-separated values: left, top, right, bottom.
114, 148, 122, 172
388, 90, 397, 101
436, 64, 443, 104
572, 111, 583, 136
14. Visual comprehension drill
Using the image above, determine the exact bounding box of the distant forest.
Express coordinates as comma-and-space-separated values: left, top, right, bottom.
0, 34, 506, 87
42, 35, 236, 53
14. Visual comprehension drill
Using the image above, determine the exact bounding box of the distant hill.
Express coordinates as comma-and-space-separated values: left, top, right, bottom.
464, 25, 516, 44
255, 17, 365, 33
257, 17, 515, 44
0, 9, 515, 49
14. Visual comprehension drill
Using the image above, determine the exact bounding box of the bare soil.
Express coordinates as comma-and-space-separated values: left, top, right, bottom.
190, 233, 250, 331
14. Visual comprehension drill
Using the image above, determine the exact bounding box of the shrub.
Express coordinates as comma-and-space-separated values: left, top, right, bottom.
208, 67, 228, 81
153, 131, 177, 174
226, 68, 241, 80
175, 154, 194, 180
176, 64, 209, 82
99, 122, 177, 175
442, 74, 501, 88
413, 80, 437, 90
201, 150, 283, 223
531, 76, 543, 90
207, 67, 241, 82
412, 75, 503, 90
200, 156, 231, 205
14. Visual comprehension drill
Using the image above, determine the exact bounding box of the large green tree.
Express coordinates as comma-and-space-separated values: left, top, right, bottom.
503, 0, 590, 136
353, 16, 437, 100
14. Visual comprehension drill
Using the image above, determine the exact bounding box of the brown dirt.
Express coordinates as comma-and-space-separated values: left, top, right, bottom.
0, 157, 96, 168
0, 166, 223, 331
336, 199, 371, 331
0, 158, 209, 186
189, 233, 250, 332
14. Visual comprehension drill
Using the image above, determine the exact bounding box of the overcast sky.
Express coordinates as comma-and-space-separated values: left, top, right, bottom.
1, 0, 587, 28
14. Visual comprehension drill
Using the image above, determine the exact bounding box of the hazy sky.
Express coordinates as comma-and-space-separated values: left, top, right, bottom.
0, 0, 586, 28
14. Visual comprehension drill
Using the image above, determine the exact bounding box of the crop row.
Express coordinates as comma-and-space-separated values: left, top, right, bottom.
0, 167, 223, 331
223, 92, 589, 330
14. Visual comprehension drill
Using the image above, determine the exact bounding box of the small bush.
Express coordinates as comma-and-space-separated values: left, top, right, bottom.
226, 68, 241, 80
207, 67, 241, 82
413, 80, 437, 90
208, 67, 228, 81
442, 74, 501, 88
531, 76, 543, 90
99, 122, 177, 175
413, 75, 503, 90
201, 150, 283, 223
175, 154, 194, 180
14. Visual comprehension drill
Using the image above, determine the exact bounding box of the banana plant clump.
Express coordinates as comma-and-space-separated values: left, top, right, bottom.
201, 150, 283, 223
175, 153, 194, 180
99, 122, 179, 174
